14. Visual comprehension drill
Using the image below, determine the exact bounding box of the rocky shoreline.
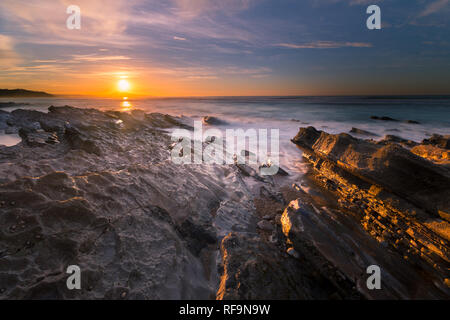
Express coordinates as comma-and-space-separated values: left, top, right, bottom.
0, 106, 449, 299
291, 127, 450, 298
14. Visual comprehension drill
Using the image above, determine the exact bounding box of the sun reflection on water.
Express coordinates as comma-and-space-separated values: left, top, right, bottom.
121, 98, 133, 111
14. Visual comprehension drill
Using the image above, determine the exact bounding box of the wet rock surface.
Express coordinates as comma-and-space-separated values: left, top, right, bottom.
349, 127, 378, 137
370, 116, 399, 121
202, 116, 227, 126
292, 126, 450, 298
0, 106, 260, 299
1, 106, 449, 300
216, 232, 361, 300
422, 134, 450, 150
0, 106, 364, 300
292, 127, 450, 220
411, 145, 449, 165
377, 135, 418, 148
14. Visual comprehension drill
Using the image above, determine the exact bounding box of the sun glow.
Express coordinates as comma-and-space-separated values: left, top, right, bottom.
121, 100, 132, 111
117, 79, 131, 92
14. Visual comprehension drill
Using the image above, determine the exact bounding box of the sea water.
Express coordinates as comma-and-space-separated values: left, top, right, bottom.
1, 96, 449, 176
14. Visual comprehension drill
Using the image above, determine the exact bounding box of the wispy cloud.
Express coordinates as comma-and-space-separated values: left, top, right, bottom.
276, 41, 372, 49
0, 35, 21, 69
419, 0, 450, 17
72, 55, 131, 62
172, 0, 256, 18
0, 0, 447, 95
310, 0, 383, 6
349, 0, 382, 5
0, 0, 137, 47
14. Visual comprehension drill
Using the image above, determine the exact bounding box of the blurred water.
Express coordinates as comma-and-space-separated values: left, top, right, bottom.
1, 96, 449, 175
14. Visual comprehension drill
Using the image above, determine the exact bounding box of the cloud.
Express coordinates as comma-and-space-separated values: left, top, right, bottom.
419, 0, 450, 17
349, 0, 382, 5
310, 0, 383, 6
276, 41, 372, 49
0, 0, 260, 50
72, 55, 131, 62
0, 0, 138, 47
172, 0, 256, 18
0, 35, 21, 69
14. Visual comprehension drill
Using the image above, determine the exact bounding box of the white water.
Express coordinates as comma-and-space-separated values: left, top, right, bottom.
1, 96, 449, 177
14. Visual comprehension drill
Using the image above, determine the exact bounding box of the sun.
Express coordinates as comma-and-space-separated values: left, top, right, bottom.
117, 79, 131, 92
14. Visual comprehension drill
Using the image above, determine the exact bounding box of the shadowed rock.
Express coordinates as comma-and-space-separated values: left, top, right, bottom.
422, 134, 450, 150
291, 127, 450, 297
349, 127, 378, 136
0, 106, 267, 299
377, 135, 418, 148
216, 232, 362, 300
411, 144, 449, 165
292, 127, 450, 220
370, 116, 399, 121
202, 116, 227, 126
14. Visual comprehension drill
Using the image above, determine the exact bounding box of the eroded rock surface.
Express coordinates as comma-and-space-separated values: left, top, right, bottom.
2, 107, 449, 300
0, 106, 266, 299
291, 126, 450, 298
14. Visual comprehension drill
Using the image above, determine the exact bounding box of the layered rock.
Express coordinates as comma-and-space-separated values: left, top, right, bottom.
422, 134, 450, 150
292, 127, 450, 221
291, 127, 450, 297
216, 231, 361, 300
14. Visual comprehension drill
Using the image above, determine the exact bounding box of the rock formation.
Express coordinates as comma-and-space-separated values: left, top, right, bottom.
291, 126, 450, 298
1, 107, 449, 299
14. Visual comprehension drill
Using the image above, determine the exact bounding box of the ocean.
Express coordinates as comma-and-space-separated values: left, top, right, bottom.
1, 95, 450, 177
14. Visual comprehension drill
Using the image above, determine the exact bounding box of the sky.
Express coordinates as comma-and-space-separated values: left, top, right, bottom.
0, 0, 449, 96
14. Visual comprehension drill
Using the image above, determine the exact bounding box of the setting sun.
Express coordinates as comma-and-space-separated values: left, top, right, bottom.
117, 79, 131, 92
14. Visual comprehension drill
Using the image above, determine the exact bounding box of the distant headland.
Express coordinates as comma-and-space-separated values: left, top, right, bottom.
0, 89, 53, 97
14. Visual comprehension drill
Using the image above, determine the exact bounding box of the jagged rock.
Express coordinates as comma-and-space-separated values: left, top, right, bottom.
0, 102, 19, 108
144, 112, 193, 130
216, 233, 360, 300
281, 197, 450, 299
257, 220, 274, 231
18, 128, 60, 147
0, 106, 274, 299
411, 145, 449, 164
240, 149, 255, 157
291, 127, 450, 297
259, 161, 289, 176
370, 116, 399, 121
406, 120, 420, 124
292, 127, 450, 220
64, 124, 102, 155
422, 134, 450, 150
286, 247, 299, 258
0, 111, 10, 130
377, 135, 418, 148
349, 127, 378, 136
9, 110, 46, 130
202, 116, 227, 126
175, 217, 217, 255
4, 126, 18, 134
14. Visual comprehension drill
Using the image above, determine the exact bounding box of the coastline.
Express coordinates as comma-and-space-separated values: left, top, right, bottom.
0, 105, 449, 299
